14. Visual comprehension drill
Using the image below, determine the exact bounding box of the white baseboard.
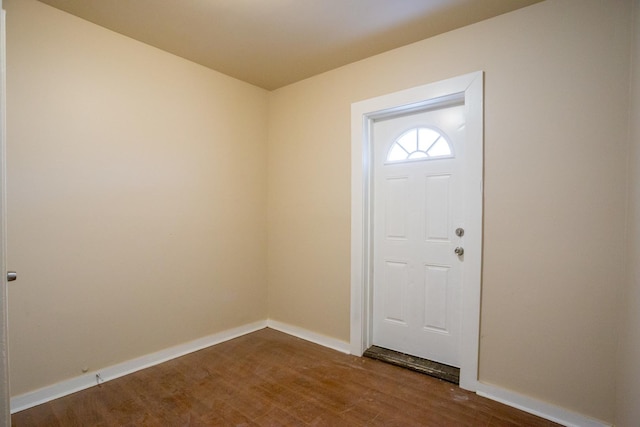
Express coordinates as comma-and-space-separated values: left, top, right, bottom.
266, 319, 351, 354
476, 383, 611, 427
10, 320, 268, 414
11, 320, 607, 427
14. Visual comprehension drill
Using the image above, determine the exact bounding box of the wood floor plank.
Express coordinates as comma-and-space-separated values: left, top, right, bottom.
12, 328, 560, 426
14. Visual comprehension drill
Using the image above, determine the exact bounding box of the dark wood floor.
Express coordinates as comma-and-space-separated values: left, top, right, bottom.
12, 328, 559, 426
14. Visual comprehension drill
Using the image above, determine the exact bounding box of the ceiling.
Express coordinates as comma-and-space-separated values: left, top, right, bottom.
37, 0, 543, 90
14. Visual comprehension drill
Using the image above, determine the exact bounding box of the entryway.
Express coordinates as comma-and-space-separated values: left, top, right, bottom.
372, 98, 465, 370
350, 71, 483, 391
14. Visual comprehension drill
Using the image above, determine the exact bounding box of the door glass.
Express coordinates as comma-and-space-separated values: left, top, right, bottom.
386, 127, 453, 163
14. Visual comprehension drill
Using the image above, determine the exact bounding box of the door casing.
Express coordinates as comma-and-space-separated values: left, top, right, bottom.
350, 71, 483, 391
0, 0, 10, 421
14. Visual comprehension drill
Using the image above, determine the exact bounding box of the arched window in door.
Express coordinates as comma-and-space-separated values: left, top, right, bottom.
386, 127, 453, 163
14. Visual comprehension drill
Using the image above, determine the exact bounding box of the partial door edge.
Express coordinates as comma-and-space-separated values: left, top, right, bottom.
0, 0, 10, 423
350, 71, 483, 391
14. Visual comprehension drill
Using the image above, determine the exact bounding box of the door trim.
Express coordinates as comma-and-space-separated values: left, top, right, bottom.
0, 1, 10, 422
350, 71, 483, 391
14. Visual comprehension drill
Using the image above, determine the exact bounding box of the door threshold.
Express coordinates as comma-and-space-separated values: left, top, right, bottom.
363, 346, 460, 384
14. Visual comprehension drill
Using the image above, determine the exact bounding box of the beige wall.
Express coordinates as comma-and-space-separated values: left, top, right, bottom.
6, 0, 268, 396
617, 1, 640, 426
5, 0, 638, 424
267, 0, 632, 423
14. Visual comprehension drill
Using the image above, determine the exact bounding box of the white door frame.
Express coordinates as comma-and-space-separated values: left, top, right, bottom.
0, 0, 10, 422
350, 71, 483, 391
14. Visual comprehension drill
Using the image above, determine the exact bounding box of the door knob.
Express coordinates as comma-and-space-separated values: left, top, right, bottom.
454, 247, 464, 256
6, 271, 16, 282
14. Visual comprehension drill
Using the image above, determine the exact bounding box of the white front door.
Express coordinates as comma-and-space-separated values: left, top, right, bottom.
351, 71, 483, 389
372, 101, 465, 367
